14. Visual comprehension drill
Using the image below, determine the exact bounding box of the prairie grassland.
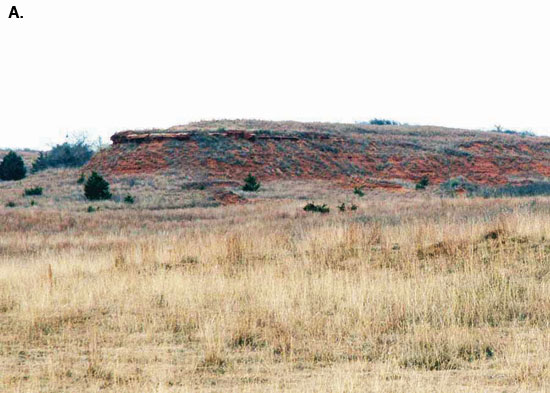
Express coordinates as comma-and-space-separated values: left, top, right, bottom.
2, 170, 550, 392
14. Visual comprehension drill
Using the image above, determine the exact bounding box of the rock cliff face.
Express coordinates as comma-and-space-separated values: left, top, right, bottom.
86, 120, 550, 189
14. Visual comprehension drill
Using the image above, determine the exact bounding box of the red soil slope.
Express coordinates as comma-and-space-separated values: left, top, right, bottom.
86, 120, 550, 189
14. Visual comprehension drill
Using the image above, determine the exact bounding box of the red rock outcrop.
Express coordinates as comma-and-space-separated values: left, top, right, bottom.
86, 120, 550, 189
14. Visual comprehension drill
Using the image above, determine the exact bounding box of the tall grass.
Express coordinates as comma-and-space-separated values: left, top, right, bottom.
2, 178, 550, 391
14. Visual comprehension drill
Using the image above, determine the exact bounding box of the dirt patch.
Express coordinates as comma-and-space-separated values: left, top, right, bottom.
212, 191, 247, 205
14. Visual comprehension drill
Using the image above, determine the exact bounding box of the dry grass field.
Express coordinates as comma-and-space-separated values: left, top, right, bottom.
2, 169, 550, 392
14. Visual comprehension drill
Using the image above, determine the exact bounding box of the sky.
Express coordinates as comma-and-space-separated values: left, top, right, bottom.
2, 0, 550, 149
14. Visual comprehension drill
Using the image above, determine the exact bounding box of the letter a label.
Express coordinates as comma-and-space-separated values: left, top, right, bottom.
9, 6, 21, 18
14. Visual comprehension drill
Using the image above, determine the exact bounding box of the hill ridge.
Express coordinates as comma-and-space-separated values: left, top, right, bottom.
86, 120, 550, 189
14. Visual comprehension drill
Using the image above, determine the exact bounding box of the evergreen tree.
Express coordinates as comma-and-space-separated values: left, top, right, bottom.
31, 152, 48, 173
84, 172, 112, 200
416, 176, 429, 190
242, 173, 261, 192
0, 151, 26, 181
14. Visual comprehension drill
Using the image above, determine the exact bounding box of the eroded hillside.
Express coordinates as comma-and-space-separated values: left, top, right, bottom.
86, 120, 550, 189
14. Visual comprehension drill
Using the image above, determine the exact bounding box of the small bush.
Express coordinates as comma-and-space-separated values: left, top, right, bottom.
440, 177, 479, 196
440, 147, 472, 158
493, 125, 535, 137
338, 203, 358, 212
24, 186, 43, 196
303, 202, 330, 214
87, 206, 96, 213
84, 172, 112, 201
30, 200, 36, 206
124, 194, 135, 204
353, 186, 365, 197
0, 151, 26, 181
369, 118, 400, 126
416, 176, 429, 190
77, 173, 85, 184
5, 201, 16, 208
242, 173, 261, 192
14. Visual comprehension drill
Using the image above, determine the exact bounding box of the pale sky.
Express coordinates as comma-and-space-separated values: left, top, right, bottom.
2, 0, 550, 149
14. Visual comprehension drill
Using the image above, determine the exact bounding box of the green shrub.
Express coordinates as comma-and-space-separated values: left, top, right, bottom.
368, 118, 400, 126
124, 194, 135, 204
353, 186, 365, 197
337, 202, 358, 212
303, 202, 330, 214
416, 176, 429, 190
5, 201, 16, 208
440, 148, 472, 158
87, 205, 96, 213
0, 151, 26, 181
84, 172, 112, 200
31, 152, 48, 173
77, 173, 86, 184
31, 140, 94, 173
242, 173, 261, 192
30, 200, 36, 206
440, 177, 479, 196
493, 125, 535, 137
24, 186, 43, 196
